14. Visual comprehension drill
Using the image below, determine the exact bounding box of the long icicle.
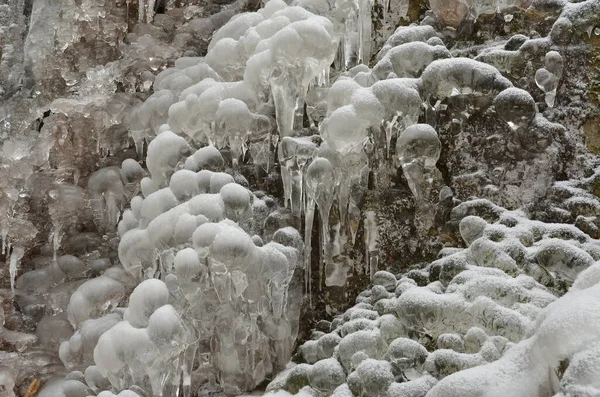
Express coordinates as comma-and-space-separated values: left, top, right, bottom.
305, 197, 316, 307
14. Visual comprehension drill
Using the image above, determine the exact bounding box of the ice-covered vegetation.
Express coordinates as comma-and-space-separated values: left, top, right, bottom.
1, 0, 600, 396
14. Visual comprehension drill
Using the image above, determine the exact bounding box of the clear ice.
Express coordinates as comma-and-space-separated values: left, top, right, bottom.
535, 51, 563, 108
5, 0, 600, 397
396, 124, 441, 232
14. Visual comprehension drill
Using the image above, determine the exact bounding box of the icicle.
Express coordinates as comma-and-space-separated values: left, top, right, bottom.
279, 137, 318, 214
358, 0, 373, 64
396, 124, 441, 203
138, 0, 145, 22
278, 139, 294, 208
73, 168, 80, 185
294, 96, 305, 131
318, 205, 333, 291
396, 124, 442, 234
317, 67, 330, 87
9, 246, 25, 294
105, 191, 121, 228
385, 115, 399, 159
229, 136, 244, 168
271, 67, 303, 138
281, 164, 292, 208
326, 218, 342, 270
348, 201, 361, 245
334, 35, 347, 71
147, 0, 156, 22
335, 151, 368, 230
132, 132, 146, 160
304, 196, 316, 304
364, 211, 379, 279
290, 169, 304, 218
52, 222, 63, 261
383, 0, 390, 22
250, 314, 259, 371
336, 174, 351, 227
343, 23, 359, 69
1, 228, 6, 255
248, 116, 273, 173
181, 341, 197, 397
306, 158, 336, 292
319, 216, 327, 290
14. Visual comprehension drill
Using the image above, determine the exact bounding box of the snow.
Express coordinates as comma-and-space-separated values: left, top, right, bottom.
13, 0, 600, 395
377, 25, 437, 60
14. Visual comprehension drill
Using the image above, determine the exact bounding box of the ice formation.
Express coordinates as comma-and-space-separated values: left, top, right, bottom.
2, 0, 600, 396
429, 0, 534, 28
396, 124, 442, 232
18, 125, 304, 397
535, 51, 563, 108
110, 131, 302, 395
265, 200, 600, 397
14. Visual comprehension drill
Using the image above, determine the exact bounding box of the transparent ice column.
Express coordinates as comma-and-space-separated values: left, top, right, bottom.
305, 157, 336, 294
277, 136, 318, 218
535, 51, 563, 108
396, 124, 442, 234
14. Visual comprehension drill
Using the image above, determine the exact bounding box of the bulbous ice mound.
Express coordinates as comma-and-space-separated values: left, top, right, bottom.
396, 124, 441, 169
376, 25, 437, 61
493, 87, 537, 131
396, 124, 442, 203
17, 0, 600, 395
429, 0, 533, 28
265, 199, 600, 397
34, 117, 302, 396
105, 129, 300, 395
372, 42, 451, 80
429, 274, 600, 397
321, 74, 422, 160
549, 0, 600, 44
534, 50, 564, 108
421, 58, 513, 103
119, 0, 340, 158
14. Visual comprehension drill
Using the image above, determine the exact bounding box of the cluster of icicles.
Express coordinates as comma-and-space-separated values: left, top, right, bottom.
125, 0, 551, 295
22, 0, 576, 395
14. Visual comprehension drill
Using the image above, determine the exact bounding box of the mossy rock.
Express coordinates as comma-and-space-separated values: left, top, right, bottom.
583, 116, 600, 155
283, 364, 312, 395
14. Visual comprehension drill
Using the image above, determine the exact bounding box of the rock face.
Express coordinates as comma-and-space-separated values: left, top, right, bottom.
1, 0, 600, 396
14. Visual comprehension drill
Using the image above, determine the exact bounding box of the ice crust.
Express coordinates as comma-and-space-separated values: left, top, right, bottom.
266, 200, 600, 397
47, 125, 304, 396
5, 0, 600, 396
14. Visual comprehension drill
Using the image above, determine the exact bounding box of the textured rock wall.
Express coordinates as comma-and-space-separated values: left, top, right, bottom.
0, 0, 600, 396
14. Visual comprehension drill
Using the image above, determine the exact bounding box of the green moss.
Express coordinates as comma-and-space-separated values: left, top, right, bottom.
584, 117, 600, 155
283, 365, 311, 395
592, 178, 600, 198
